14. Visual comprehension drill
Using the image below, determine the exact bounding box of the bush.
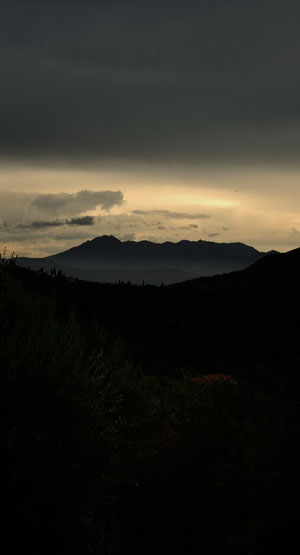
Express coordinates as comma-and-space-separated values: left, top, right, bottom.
2, 266, 300, 553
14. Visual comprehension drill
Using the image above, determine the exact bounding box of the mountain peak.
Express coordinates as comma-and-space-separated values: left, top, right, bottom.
90, 235, 121, 244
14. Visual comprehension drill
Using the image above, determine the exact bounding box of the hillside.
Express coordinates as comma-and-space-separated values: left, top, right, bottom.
1, 253, 300, 554
176, 246, 300, 288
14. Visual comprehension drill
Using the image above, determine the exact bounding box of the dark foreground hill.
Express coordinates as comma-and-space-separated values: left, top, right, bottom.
174, 246, 300, 288
17, 235, 273, 285
240, 245, 300, 280
1, 251, 300, 554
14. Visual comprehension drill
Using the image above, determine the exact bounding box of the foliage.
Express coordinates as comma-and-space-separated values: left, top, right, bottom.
1, 264, 300, 553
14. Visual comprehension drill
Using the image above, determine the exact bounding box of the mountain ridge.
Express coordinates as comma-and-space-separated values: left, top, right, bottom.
16, 235, 277, 285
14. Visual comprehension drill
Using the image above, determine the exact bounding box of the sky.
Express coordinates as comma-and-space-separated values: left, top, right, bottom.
1, 0, 300, 256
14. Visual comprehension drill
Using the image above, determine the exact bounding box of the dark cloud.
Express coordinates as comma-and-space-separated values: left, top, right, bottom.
16, 215, 95, 229
207, 233, 220, 238
1, 1, 300, 166
132, 210, 210, 219
68, 216, 95, 226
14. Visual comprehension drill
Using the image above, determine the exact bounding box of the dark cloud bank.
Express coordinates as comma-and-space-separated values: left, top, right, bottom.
1, 0, 300, 167
16, 216, 95, 229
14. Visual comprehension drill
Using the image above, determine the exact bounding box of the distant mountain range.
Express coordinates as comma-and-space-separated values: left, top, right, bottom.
17, 235, 277, 285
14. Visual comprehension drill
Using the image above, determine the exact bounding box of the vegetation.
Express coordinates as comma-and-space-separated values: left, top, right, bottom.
1, 259, 300, 553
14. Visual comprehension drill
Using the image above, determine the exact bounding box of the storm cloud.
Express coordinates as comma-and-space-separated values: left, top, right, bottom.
1, 0, 300, 166
1, 1, 300, 256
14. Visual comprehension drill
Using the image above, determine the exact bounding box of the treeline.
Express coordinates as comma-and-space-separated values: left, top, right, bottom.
9, 259, 300, 379
1, 263, 300, 553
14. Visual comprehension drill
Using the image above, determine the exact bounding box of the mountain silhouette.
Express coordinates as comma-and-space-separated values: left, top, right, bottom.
242, 247, 300, 279
17, 235, 275, 285
178, 246, 300, 287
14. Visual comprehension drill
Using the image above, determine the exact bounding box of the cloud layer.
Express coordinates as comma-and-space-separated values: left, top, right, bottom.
132, 210, 210, 220
1, 0, 300, 166
0, 189, 124, 227
16, 216, 95, 229
31, 190, 124, 216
